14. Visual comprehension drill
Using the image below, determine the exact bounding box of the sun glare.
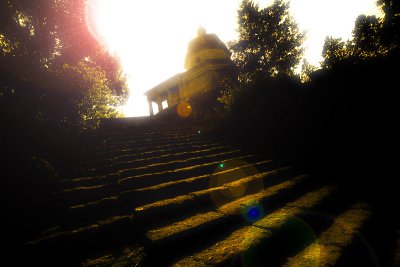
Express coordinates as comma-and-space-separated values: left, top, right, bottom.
87, 0, 381, 117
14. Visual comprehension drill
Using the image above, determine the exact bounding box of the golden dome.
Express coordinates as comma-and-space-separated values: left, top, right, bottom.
184, 28, 231, 70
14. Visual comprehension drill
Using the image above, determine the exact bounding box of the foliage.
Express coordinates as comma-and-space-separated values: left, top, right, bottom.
321, 37, 353, 68
230, 0, 305, 83
322, 0, 399, 68
213, 0, 399, 192
216, 74, 241, 112
300, 59, 318, 83
378, 0, 400, 47
61, 59, 125, 128
352, 15, 386, 58
0, 0, 128, 132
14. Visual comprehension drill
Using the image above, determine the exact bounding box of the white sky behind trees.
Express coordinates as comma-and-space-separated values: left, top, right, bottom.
89, 0, 382, 117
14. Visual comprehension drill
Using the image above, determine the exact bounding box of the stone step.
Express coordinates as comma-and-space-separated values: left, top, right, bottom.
283, 203, 372, 267
76, 140, 217, 175
26, 215, 137, 266
144, 175, 308, 243
132, 168, 303, 230
58, 153, 258, 205
112, 145, 231, 171
100, 130, 193, 142
170, 187, 336, 266
91, 132, 203, 152
70, 185, 375, 267
27, 170, 309, 265
64, 145, 237, 186
46, 159, 283, 233
76, 185, 340, 266
25, 118, 391, 266
80, 138, 214, 167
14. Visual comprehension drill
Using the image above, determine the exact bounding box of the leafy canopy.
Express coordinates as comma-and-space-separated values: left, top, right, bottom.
322, 0, 400, 68
0, 0, 128, 129
230, 0, 305, 83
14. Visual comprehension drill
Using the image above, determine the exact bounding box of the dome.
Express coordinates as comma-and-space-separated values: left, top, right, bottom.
187, 28, 230, 55
184, 28, 231, 70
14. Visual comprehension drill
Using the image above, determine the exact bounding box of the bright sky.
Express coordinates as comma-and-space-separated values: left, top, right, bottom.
88, 0, 382, 117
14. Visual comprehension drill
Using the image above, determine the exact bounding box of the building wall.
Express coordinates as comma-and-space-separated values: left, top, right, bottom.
167, 86, 179, 106
185, 48, 230, 70
179, 71, 214, 100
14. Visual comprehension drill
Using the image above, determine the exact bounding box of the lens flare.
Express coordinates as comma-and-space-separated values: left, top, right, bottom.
241, 202, 264, 223
209, 160, 263, 209
85, 0, 107, 49
228, 183, 247, 198
241, 214, 318, 267
177, 101, 192, 118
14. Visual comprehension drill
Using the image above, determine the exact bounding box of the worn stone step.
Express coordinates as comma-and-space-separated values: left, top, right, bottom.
62, 145, 238, 184
90, 133, 203, 153
101, 134, 201, 151
28, 172, 308, 265
144, 175, 309, 243
74, 140, 218, 176
26, 215, 140, 266
51, 159, 282, 231
58, 154, 258, 205
79, 134, 206, 163
170, 186, 335, 266
65, 145, 234, 186
99, 140, 217, 162
283, 203, 372, 267
102, 130, 192, 141
81, 139, 215, 167
112, 145, 231, 170
101, 124, 192, 136
117, 149, 244, 177
133, 169, 307, 232
24, 116, 395, 267
117, 154, 258, 188
77, 183, 366, 267
335, 192, 399, 267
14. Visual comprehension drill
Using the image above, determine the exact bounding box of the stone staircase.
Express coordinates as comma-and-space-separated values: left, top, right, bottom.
26, 117, 398, 266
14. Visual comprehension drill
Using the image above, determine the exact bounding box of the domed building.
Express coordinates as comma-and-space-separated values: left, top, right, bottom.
145, 28, 234, 116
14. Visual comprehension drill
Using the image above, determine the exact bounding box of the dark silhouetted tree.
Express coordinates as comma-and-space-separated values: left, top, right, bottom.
322, 0, 400, 68
322, 15, 387, 69
352, 15, 386, 58
300, 59, 317, 83
321, 37, 353, 68
230, 0, 304, 83
378, 0, 400, 48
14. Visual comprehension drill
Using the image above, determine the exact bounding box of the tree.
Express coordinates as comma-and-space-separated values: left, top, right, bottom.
321, 37, 353, 68
300, 59, 317, 83
321, 0, 399, 68
61, 58, 125, 128
0, 0, 128, 130
321, 16, 386, 69
352, 15, 385, 58
230, 0, 304, 83
378, 0, 400, 47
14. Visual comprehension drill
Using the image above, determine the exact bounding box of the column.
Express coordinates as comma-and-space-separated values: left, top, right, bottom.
167, 91, 173, 107
157, 101, 163, 112
148, 100, 154, 116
